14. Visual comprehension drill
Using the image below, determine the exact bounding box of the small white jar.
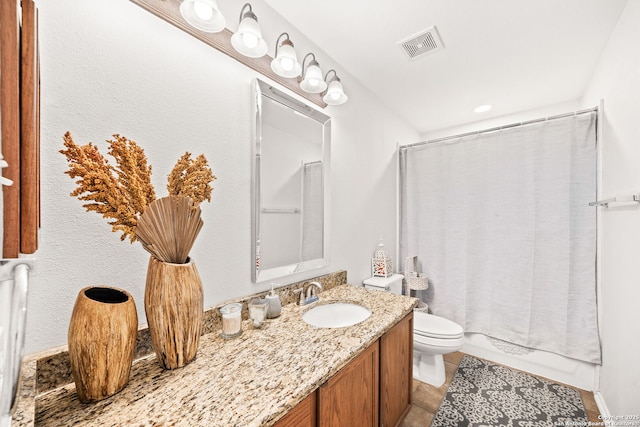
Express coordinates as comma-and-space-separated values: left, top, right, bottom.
220, 303, 242, 339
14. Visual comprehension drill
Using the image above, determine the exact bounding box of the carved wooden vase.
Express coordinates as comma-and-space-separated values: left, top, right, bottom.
68, 286, 138, 403
144, 256, 203, 370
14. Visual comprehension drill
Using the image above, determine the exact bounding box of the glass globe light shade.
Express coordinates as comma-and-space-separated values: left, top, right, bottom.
231, 11, 268, 58
179, 0, 226, 33
300, 62, 327, 93
323, 77, 348, 105
242, 32, 258, 49
271, 42, 301, 78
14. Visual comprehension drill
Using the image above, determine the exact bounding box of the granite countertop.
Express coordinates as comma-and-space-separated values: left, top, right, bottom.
20, 285, 416, 426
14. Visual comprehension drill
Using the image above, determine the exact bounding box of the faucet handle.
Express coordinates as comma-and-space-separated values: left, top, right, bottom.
293, 288, 305, 305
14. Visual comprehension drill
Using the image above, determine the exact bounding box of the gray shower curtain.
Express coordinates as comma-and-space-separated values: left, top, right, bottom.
399, 111, 601, 364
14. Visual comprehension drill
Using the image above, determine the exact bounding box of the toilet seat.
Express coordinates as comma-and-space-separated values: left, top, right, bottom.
413, 311, 463, 340
414, 332, 465, 349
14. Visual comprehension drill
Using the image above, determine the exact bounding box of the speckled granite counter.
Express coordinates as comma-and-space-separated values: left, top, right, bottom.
15, 284, 416, 426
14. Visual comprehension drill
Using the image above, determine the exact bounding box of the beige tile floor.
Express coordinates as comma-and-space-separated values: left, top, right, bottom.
401, 351, 601, 427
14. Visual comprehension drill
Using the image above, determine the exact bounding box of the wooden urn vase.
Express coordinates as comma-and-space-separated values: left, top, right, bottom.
68, 286, 138, 403
144, 256, 203, 369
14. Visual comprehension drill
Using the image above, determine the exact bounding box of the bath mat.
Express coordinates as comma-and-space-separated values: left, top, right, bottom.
431, 355, 588, 427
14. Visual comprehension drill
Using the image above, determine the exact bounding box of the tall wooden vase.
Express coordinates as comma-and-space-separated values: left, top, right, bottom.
68, 286, 138, 403
144, 256, 203, 370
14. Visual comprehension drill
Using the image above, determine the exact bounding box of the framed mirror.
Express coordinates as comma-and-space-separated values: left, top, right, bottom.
252, 79, 331, 283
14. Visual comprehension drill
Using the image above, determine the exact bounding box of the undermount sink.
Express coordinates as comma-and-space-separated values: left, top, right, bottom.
302, 302, 371, 328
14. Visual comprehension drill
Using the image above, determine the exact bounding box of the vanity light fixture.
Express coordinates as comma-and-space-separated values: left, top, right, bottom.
270, 33, 301, 78
130, 0, 351, 108
300, 53, 327, 94
179, 0, 226, 33
322, 70, 348, 105
230, 3, 268, 58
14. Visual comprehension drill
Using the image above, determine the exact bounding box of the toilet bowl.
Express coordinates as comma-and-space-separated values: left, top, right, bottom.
413, 311, 464, 386
363, 274, 464, 387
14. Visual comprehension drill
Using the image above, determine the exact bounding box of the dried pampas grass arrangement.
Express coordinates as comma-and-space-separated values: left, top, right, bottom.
136, 196, 203, 264
60, 132, 216, 263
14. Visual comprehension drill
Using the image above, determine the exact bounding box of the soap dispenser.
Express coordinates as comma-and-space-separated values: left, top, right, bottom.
265, 284, 282, 319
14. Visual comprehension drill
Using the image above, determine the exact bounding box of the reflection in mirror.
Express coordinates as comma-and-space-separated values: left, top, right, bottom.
252, 79, 331, 283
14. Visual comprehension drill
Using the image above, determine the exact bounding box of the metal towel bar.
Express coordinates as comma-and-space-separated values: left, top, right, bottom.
261, 207, 301, 214
589, 194, 640, 208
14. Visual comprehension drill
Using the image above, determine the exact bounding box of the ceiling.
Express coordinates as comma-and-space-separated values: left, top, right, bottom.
264, 0, 628, 134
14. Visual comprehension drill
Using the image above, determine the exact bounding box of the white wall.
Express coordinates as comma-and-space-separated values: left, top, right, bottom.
421, 100, 580, 141
581, 0, 640, 415
30, 0, 419, 354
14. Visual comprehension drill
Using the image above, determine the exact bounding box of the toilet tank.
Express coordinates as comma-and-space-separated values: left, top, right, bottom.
363, 274, 404, 295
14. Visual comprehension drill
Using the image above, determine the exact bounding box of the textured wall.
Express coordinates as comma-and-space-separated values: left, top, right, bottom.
581, 0, 640, 415
30, 0, 419, 353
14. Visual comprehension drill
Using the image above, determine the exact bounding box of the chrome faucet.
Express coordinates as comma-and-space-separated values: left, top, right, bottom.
305, 281, 323, 299
295, 281, 323, 305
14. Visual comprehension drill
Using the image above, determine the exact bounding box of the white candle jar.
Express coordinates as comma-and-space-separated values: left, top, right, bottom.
220, 303, 242, 339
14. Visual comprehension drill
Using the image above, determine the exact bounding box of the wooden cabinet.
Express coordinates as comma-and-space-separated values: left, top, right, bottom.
273, 391, 316, 427
318, 340, 380, 427
275, 312, 413, 427
380, 312, 413, 427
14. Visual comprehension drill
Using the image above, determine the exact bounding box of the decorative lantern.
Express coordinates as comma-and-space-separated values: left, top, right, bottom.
372, 238, 393, 277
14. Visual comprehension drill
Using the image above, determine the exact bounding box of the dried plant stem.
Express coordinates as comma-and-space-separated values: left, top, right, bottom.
167, 152, 216, 206
60, 132, 155, 242
62, 132, 215, 263
136, 196, 203, 264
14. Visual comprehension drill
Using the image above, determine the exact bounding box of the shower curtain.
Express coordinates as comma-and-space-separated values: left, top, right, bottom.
399, 111, 601, 364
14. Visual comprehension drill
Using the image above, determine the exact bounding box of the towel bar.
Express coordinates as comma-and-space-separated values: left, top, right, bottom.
589, 194, 640, 208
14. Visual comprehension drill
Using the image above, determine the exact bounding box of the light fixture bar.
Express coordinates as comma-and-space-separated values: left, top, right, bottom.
130, 0, 327, 108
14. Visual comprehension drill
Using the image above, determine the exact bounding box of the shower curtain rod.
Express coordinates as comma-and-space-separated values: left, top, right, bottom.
399, 106, 598, 150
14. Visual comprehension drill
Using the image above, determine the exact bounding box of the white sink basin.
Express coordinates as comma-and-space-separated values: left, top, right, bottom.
302, 302, 371, 328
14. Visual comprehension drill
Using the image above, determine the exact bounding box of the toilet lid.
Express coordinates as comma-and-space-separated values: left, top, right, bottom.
414, 311, 463, 339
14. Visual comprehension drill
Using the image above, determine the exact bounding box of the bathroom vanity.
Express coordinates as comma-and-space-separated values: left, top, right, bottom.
13, 281, 416, 427
273, 312, 413, 427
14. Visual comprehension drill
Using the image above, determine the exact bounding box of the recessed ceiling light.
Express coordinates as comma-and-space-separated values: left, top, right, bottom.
474, 104, 492, 113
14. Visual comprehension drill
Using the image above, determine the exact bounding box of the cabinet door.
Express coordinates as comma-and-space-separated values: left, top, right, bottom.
380, 312, 413, 427
273, 390, 316, 427
318, 340, 379, 427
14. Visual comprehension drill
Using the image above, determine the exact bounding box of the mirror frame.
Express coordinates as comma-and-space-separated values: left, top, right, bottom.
251, 79, 331, 283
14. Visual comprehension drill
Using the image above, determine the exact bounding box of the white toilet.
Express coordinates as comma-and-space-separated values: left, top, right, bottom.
363, 274, 464, 387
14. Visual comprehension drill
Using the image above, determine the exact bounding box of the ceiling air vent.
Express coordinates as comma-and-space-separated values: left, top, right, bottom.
397, 26, 444, 61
